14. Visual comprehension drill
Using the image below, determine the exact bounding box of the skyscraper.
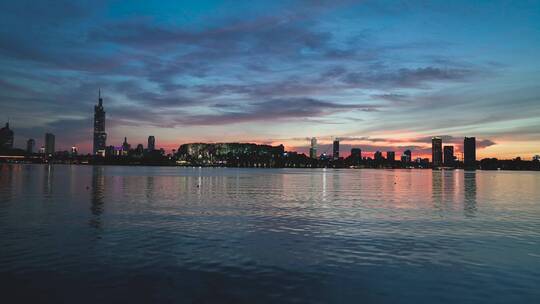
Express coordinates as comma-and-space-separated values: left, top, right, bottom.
464, 137, 476, 169
402, 149, 412, 163
45, 133, 55, 155
148, 136, 155, 152
333, 139, 340, 160
309, 137, 317, 159
26, 138, 35, 154
0, 122, 14, 149
432, 137, 443, 167
93, 90, 107, 156
443, 145, 454, 167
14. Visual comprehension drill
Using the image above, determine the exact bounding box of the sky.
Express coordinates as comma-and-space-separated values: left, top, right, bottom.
1, 0, 539, 159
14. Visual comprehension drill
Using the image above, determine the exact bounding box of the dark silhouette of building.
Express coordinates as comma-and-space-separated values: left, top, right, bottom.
93, 90, 107, 156
444, 145, 455, 167
432, 137, 443, 167
136, 144, 144, 155
333, 139, 340, 160
350, 148, 361, 166
121, 137, 131, 155
464, 137, 476, 169
309, 137, 317, 159
148, 136, 155, 151
387, 151, 395, 162
351, 148, 361, 158
401, 149, 412, 163
45, 133, 55, 155
0, 122, 14, 149
26, 139, 35, 154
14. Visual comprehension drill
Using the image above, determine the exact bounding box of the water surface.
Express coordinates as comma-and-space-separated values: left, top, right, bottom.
1, 165, 539, 303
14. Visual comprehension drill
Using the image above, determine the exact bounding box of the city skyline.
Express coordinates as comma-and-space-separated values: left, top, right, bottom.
0, 93, 534, 161
1, 1, 539, 158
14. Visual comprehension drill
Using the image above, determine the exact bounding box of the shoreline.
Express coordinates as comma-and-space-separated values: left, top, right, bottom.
2, 162, 539, 172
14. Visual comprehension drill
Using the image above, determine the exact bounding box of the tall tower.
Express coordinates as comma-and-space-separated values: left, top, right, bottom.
148, 136, 155, 152
309, 137, 317, 159
432, 137, 443, 167
93, 90, 107, 156
45, 133, 55, 155
333, 139, 340, 160
444, 145, 455, 167
464, 137, 476, 170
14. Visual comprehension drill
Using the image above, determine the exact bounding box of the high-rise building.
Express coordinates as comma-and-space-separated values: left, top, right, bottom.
309, 137, 317, 159
0, 122, 14, 149
93, 90, 107, 156
26, 139, 35, 154
71, 146, 78, 156
45, 133, 55, 155
432, 137, 443, 167
464, 137, 476, 169
443, 146, 454, 167
148, 136, 155, 151
387, 151, 395, 162
333, 139, 340, 160
402, 149, 412, 163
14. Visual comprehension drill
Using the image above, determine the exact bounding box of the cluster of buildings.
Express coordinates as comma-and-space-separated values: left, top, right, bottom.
0, 122, 58, 157
431, 136, 477, 169
1, 91, 539, 170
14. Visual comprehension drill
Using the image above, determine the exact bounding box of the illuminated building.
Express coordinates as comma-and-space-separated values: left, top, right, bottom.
309, 137, 317, 159
93, 90, 107, 156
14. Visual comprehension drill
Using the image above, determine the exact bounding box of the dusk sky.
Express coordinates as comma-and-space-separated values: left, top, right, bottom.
1, 0, 539, 159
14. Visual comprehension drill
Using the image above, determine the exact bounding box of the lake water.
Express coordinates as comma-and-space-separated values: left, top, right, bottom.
0, 164, 539, 303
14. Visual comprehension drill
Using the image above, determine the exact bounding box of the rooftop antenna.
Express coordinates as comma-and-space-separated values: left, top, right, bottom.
98, 89, 103, 106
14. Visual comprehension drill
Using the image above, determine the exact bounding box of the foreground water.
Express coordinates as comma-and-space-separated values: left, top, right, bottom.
0, 164, 539, 303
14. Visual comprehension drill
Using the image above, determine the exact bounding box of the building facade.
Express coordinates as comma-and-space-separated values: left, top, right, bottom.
93, 91, 107, 156
309, 137, 317, 159
26, 138, 35, 154
443, 146, 454, 167
402, 149, 412, 163
432, 137, 443, 167
148, 136, 155, 151
0, 122, 14, 149
464, 137, 476, 169
333, 139, 340, 160
45, 133, 55, 155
